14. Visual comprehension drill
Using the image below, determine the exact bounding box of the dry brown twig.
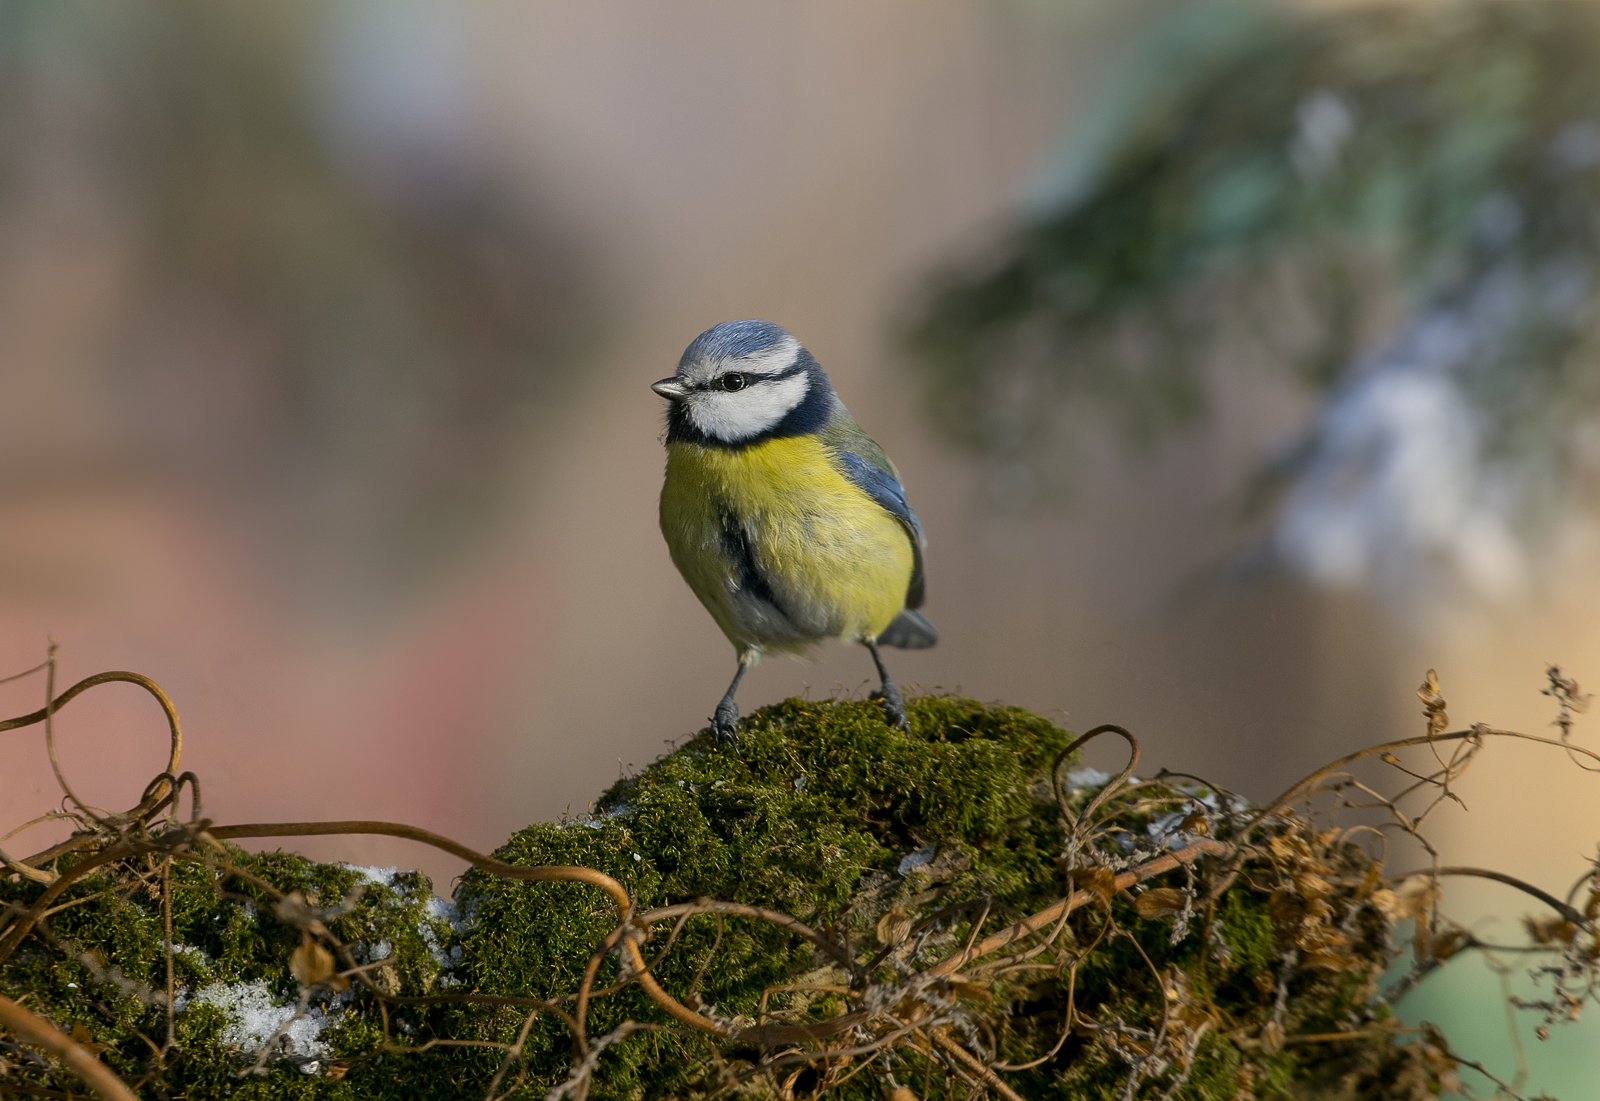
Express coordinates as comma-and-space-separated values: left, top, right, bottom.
0, 992, 139, 1101
2, 652, 1598, 1100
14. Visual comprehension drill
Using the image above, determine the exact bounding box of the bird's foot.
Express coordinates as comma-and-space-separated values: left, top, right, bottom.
871, 684, 909, 731
711, 699, 741, 747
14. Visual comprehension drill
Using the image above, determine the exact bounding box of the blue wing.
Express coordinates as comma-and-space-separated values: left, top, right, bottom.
833, 450, 927, 609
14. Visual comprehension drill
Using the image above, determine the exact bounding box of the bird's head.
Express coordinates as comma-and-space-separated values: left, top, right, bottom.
653, 320, 835, 445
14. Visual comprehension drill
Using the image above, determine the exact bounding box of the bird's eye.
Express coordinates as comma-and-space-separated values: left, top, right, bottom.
720, 372, 747, 392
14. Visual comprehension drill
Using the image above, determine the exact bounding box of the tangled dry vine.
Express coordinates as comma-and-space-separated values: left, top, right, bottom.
2, 648, 1598, 1100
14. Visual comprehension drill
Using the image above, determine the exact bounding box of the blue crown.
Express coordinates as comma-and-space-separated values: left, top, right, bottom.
680, 319, 793, 367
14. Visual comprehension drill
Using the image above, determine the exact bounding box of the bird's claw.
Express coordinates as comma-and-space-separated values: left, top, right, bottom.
873, 685, 909, 731
711, 700, 741, 747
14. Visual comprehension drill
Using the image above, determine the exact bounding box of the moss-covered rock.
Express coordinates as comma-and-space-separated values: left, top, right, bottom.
1, 697, 1442, 1099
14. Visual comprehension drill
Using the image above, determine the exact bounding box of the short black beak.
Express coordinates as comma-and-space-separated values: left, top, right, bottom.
651, 377, 689, 400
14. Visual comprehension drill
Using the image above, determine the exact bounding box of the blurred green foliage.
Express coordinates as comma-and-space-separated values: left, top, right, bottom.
909, 0, 1600, 511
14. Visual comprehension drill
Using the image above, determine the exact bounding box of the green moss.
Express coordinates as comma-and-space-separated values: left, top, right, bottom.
2, 697, 1431, 1099
2, 844, 461, 1099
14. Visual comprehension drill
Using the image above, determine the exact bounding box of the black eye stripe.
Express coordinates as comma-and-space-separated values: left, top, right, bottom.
693, 363, 806, 391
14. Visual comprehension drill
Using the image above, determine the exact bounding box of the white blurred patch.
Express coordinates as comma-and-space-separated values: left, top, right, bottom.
1289, 89, 1355, 180
313, 0, 482, 203
1274, 272, 1536, 603
1473, 193, 1523, 249
1552, 120, 1600, 170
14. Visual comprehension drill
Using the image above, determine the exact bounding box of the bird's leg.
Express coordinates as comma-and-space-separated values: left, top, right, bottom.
711, 656, 752, 746
864, 638, 909, 731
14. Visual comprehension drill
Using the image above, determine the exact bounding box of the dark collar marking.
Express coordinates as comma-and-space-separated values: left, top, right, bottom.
664, 349, 838, 450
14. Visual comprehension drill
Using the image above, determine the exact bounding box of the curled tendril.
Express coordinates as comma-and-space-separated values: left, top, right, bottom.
3, 659, 1598, 1100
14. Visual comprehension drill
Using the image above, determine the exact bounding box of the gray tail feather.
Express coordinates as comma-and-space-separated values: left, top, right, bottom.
879, 609, 938, 649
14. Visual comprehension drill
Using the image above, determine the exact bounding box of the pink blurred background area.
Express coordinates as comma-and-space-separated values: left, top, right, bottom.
0, 0, 1144, 883
2, 0, 1598, 984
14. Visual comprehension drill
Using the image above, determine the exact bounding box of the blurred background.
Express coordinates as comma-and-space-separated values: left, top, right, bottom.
2, 0, 1599, 1092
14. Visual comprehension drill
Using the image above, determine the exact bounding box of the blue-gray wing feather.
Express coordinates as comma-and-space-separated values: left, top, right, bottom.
833, 450, 927, 610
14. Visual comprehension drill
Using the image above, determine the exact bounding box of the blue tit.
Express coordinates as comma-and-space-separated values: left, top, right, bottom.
653, 319, 937, 743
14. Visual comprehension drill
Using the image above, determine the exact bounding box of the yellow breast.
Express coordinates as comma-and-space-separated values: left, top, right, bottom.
660, 435, 914, 652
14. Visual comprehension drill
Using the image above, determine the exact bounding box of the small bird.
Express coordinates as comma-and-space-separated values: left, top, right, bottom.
653, 319, 937, 742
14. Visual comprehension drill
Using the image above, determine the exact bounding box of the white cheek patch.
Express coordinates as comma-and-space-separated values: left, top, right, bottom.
688, 372, 811, 442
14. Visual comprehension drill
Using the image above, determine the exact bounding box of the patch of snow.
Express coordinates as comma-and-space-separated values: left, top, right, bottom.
568, 804, 632, 830
1147, 811, 1204, 849
189, 980, 345, 1060
421, 893, 472, 981
1063, 767, 1111, 791
342, 865, 399, 889
427, 893, 473, 935
898, 845, 937, 876
165, 941, 216, 976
